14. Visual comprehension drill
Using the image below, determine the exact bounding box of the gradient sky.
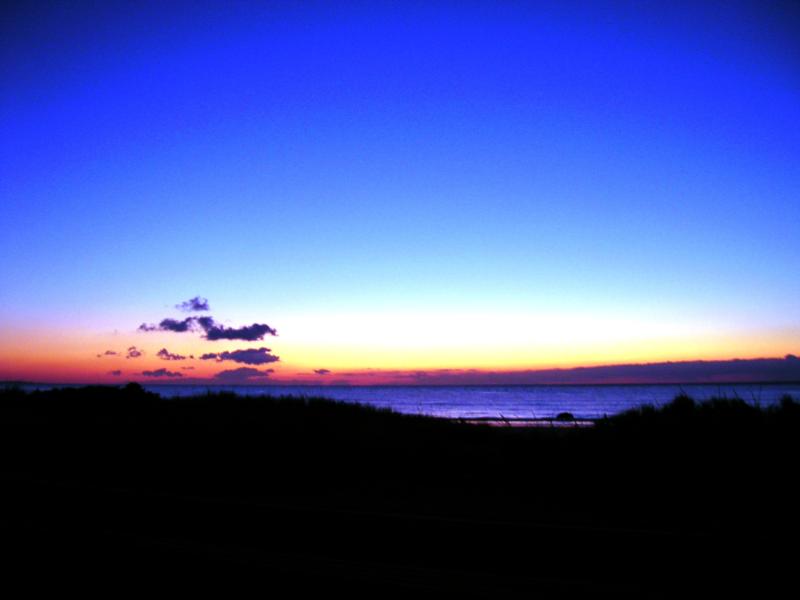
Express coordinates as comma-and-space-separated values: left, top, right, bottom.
1, 1, 798, 384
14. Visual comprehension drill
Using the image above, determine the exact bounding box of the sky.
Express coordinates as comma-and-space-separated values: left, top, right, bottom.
1, 1, 799, 384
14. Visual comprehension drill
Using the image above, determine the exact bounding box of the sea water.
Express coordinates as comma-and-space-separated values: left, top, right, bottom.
137, 383, 800, 420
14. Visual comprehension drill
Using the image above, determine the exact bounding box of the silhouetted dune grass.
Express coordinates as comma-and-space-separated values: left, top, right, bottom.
1, 385, 798, 596
2, 384, 797, 518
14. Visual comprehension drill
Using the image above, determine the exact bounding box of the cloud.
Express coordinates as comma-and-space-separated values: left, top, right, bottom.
96, 350, 119, 358
126, 346, 143, 359
139, 317, 196, 333
313, 369, 331, 376
200, 347, 280, 365
193, 316, 216, 331
334, 356, 800, 385
138, 311, 277, 342
212, 367, 274, 383
176, 296, 210, 312
108, 370, 122, 376
157, 348, 187, 361
204, 322, 278, 341
181, 366, 195, 370
142, 368, 182, 378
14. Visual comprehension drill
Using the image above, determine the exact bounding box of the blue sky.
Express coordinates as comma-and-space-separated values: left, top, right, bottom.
1, 1, 798, 382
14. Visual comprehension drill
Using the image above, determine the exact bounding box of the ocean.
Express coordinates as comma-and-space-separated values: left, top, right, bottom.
122, 382, 798, 420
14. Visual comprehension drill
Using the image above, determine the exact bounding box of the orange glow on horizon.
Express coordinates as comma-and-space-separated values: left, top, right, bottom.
0, 315, 797, 385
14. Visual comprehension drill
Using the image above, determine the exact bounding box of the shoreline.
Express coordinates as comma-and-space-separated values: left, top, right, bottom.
454, 417, 596, 427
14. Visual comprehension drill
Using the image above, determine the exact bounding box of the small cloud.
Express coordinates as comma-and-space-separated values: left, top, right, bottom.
313, 369, 331, 376
157, 347, 187, 361
176, 296, 210, 312
96, 350, 119, 358
212, 367, 274, 383
181, 366, 195, 370
204, 323, 278, 341
108, 370, 122, 376
139, 317, 196, 333
158, 318, 194, 332
200, 347, 280, 365
142, 368, 182, 378
126, 346, 144, 359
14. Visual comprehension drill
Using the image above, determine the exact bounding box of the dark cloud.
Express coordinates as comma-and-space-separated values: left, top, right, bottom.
176, 296, 210, 312
157, 348, 187, 361
96, 350, 119, 358
193, 316, 216, 331
204, 322, 278, 341
138, 312, 277, 342
313, 369, 331, 376
126, 346, 143, 359
200, 347, 280, 365
108, 370, 122, 376
142, 368, 182, 378
139, 317, 196, 333
212, 367, 274, 383
160, 318, 195, 332
338, 356, 800, 385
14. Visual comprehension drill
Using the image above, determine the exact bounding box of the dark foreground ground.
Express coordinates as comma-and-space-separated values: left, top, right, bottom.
1, 385, 798, 597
